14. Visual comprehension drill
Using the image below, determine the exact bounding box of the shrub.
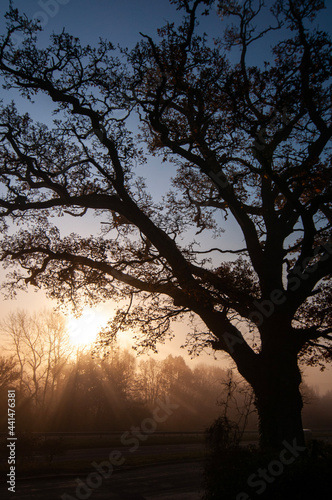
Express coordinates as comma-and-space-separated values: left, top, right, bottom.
203, 418, 332, 500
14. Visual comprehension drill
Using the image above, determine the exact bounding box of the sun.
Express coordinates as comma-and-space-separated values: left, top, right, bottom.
67, 308, 107, 347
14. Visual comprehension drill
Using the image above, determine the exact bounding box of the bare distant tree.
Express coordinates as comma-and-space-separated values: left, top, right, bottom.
0, 310, 72, 408
0, 354, 20, 390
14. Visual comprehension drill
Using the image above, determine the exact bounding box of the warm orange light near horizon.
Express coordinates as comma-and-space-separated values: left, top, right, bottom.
67, 308, 107, 347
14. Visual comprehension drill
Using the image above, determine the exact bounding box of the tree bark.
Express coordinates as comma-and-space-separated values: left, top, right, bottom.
253, 348, 305, 450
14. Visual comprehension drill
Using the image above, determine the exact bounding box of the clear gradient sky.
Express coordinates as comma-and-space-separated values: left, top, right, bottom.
0, 0, 331, 393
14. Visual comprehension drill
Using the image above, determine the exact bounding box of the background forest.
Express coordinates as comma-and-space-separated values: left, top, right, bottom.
0, 310, 331, 433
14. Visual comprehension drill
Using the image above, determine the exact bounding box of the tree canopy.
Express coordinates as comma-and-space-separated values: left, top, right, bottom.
0, 0, 331, 448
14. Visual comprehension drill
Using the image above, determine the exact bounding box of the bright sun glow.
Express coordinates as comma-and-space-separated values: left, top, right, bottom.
67, 308, 107, 347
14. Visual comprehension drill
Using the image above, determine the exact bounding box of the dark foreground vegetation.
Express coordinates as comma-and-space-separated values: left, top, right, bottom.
203, 417, 332, 500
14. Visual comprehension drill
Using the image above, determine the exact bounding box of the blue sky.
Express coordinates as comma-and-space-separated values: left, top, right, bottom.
1, 0, 189, 51
0, 0, 331, 390
0, 0, 247, 238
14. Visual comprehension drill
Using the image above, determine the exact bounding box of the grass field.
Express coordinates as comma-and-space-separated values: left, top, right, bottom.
0, 430, 331, 477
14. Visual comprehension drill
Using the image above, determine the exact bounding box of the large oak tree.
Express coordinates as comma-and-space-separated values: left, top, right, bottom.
0, 0, 331, 449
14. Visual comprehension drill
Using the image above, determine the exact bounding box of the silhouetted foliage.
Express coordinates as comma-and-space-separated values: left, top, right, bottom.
203, 439, 332, 500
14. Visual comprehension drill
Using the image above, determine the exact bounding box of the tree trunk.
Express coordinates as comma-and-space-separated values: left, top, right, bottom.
253, 349, 305, 450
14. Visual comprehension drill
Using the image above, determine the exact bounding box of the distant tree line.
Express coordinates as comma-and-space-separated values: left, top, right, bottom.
0, 310, 330, 433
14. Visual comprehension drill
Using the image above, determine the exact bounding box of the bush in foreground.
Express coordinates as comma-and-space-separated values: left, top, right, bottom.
203, 418, 332, 499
